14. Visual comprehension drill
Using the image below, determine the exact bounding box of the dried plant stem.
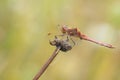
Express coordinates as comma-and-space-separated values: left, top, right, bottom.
33, 47, 61, 80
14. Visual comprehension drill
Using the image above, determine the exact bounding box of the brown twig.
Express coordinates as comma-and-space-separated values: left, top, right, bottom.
33, 35, 73, 80
33, 47, 61, 80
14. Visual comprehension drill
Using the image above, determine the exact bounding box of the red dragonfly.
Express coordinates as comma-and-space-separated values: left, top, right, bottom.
59, 25, 114, 48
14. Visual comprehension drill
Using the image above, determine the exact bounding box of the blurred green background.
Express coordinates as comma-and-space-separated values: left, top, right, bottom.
0, 0, 120, 80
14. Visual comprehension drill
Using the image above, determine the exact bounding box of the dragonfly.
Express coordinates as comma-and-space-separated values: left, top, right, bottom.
58, 25, 115, 48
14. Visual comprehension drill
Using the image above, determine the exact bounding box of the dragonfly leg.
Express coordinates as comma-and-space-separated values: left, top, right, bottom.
70, 37, 75, 46
66, 36, 69, 41
55, 35, 58, 39
66, 36, 75, 46
56, 34, 75, 47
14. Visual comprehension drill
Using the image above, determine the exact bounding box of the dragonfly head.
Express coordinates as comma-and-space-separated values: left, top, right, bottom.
61, 25, 69, 34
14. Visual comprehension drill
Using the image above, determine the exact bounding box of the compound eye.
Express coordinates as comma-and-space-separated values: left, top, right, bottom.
61, 28, 66, 33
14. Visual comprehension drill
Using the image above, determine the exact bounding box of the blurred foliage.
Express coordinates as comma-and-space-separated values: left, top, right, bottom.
0, 0, 120, 80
